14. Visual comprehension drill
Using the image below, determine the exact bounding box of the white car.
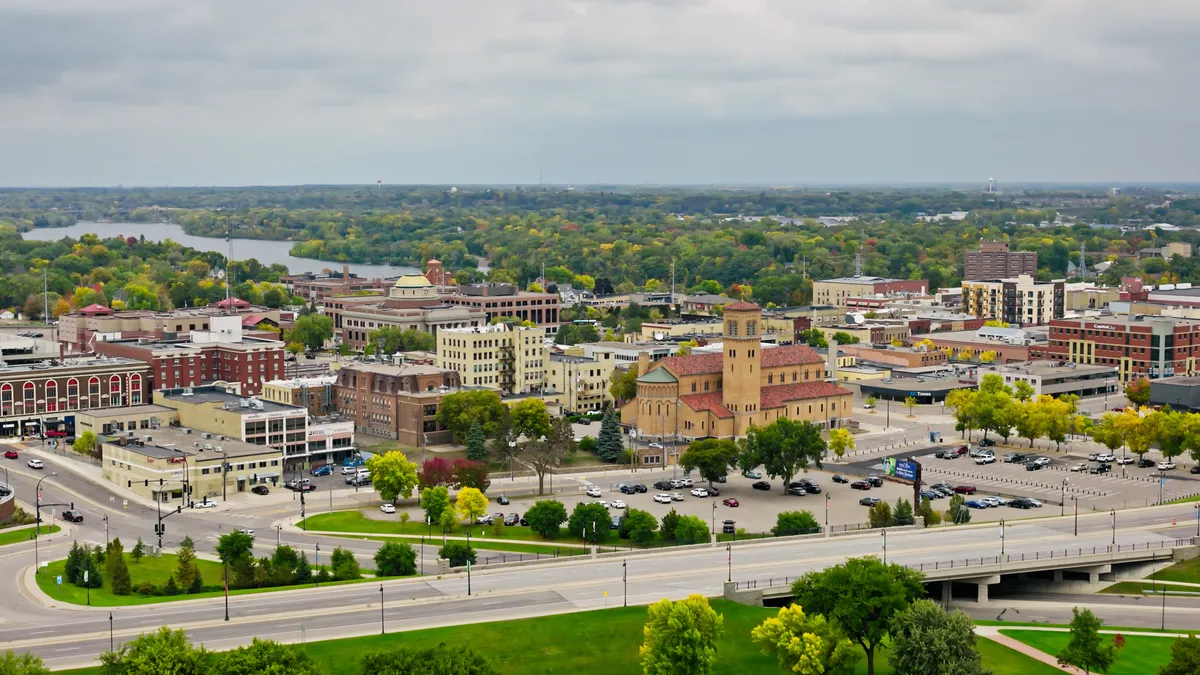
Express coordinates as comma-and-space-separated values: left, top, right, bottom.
649, 442, 664, 450
974, 455, 995, 465
863, 403, 875, 409
1116, 456, 1135, 465
595, 499, 611, 508
1097, 453, 1116, 463
993, 497, 1011, 506
1025, 498, 1043, 508
1158, 461, 1177, 470
341, 465, 359, 475
609, 499, 627, 509
585, 486, 602, 498
380, 503, 396, 514
690, 488, 709, 498
653, 493, 673, 504
27, 459, 43, 470
670, 492, 684, 502
193, 500, 217, 509
1069, 462, 1088, 472
980, 496, 1001, 507
235, 527, 255, 537
679, 478, 694, 487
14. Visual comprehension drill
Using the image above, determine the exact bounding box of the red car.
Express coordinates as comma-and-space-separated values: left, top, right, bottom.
850, 480, 871, 490
953, 485, 977, 494
955, 445, 969, 455
722, 498, 739, 507
3, 450, 16, 459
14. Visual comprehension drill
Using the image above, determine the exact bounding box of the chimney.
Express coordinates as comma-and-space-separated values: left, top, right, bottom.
637, 351, 650, 376
826, 344, 839, 382
342, 265, 349, 281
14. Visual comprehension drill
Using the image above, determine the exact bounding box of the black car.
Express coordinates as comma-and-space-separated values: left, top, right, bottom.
251, 485, 270, 495
752, 481, 771, 491
578, 418, 592, 425
714, 475, 727, 484
504, 513, 520, 526
866, 476, 884, 487
860, 497, 881, 506
707, 486, 721, 496
1009, 498, 1036, 509
520, 514, 529, 526
832, 474, 849, 484
619, 485, 637, 495
1004, 453, 1027, 463
633, 484, 648, 493
979, 438, 996, 447
610, 515, 622, 530
919, 490, 938, 501
1090, 463, 1111, 474
62, 510, 83, 522
722, 519, 736, 535
850, 480, 871, 490
1138, 458, 1156, 468
654, 480, 673, 491
1025, 461, 1043, 471
799, 480, 821, 494
1190, 466, 1200, 475
497, 495, 510, 505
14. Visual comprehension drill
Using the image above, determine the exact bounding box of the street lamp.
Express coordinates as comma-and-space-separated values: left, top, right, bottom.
315, 543, 320, 588
103, 514, 110, 548
276, 525, 281, 547
1111, 509, 1117, 546
711, 502, 717, 538
109, 612, 114, 652
1000, 519, 1005, 556
1060, 479, 1068, 517
881, 528, 887, 564
379, 584, 385, 635
1072, 496, 1079, 536
34, 472, 57, 574
466, 532, 472, 596
1194, 504, 1199, 538
726, 544, 732, 583
623, 559, 628, 607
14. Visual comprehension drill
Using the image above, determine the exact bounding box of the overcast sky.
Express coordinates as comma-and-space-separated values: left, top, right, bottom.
2, 0, 1198, 186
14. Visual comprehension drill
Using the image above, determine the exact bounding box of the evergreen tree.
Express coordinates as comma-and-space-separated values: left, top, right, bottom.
891, 499, 915, 526
597, 409, 624, 462
465, 419, 488, 462
175, 538, 198, 589
131, 537, 146, 564
163, 575, 180, 596
110, 553, 133, 596
294, 551, 313, 584
64, 541, 87, 584
187, 568, 204, 594
77, 556, 103, 589
104, 538, 125, 588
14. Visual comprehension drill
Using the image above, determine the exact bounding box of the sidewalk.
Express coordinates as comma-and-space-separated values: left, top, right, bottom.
976, 624, 1197, 674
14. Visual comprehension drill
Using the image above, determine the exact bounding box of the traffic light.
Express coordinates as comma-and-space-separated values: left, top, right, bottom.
70, 502, 74, 510
154, 524, 162, 535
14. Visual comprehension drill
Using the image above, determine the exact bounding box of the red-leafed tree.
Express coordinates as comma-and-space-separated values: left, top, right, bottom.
452, 459, 491, 493
419, 457, 454, 489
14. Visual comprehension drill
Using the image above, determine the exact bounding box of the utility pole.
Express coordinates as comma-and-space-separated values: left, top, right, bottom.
43, 266, 49, 325
225, 221, 233, 314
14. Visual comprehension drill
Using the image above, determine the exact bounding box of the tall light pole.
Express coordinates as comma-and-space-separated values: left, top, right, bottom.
1072, 496, 1078, 536
103, 514, 110, 548
623, 559, 628, 607
726, 544, 732, 583
881, 528, 887, 564
108, 612, 114, 652
1061, 479, 1068, 516
1000, 519, 1005, 556
379, 584, 385, 635
711, 502, 716, 538
1195, 504, 1199, 538
34, 472, 57, 574
1111, 509, 1117, 545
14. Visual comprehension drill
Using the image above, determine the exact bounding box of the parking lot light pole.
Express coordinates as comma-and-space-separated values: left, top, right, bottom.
1000, 519, 1005, 555
881, 528, 887, 564
1072, 496, 1079, 536
34, 472, 57, 574
109, 612, 114, 652
1061, 479, 1068, 516
711, 502, 716, 537
726, 544, 731, 583
315, 544, 320, 588
1194, 504, 1199, 538
623, 560, 628, 607
379, 584, 385, 635
103, 514, 110, 548
1111, 509, 1117, 545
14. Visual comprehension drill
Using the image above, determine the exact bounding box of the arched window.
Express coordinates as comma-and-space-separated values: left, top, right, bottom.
88, 376, 101, 409
0, 383, 11, 416
22, 382, 34, 412
45, 381, 57, 412
67, 378, 79, 410
128, 374, 142, 405
109, 375, 122, 406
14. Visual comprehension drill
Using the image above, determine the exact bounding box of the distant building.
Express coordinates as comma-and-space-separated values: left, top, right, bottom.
0, 355, 150, 438
813, 277, 928, 308
329, 274, 486, 350
975, 361, 1117, 398
961, 275, 1065, 326
546, 353, 614, 413
262, 375, 337, 417
280, 266, 395, 302
334, 361, 460, 446
1045, 315, 1200, 383
436, 323, 546, 395
963, 241, 1038, 281
1137, 242, 1193, 260
57, 301, 286, 354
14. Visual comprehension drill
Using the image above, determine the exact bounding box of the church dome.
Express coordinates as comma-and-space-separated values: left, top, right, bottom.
393, 274, 434, 288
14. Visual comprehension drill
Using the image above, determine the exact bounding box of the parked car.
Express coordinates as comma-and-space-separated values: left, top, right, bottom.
1003, 453, 1027, 463
62, 510, 83, 522
619, 485, 637, 495
797, 479, 821, 494
1191, 466, 1200, 475
3, 450, 17, 459
1097, 453, 1116, 463
586, 486, 602, 498
380, 503, 396, 514
850, 480, 871, 490
504, 513, 520, 526
1090, 463, 1111, 474
520, 514, 530, 526
654, 480, 673, 491
610, 499, 627, 509
752, 481, 771, 491
863, 402, 874, 409
993, 497, 1012, 506
722, 498, 739, 507
980, 497, 1001, 507
577, 418, 591, 425
952, 485, 977, 494
787, 486, 807, 496
974, 455, 996, 465
1009, 498, 1036, 509
743, 470, 762, 479
955, 445, 969, 455
714, 475, 727, 484
1116, 456, 1135, 465
932, 485, 954, 497
860, 497, 881, 506
866, 476, 884, 487
932, 482, 953, 492
1138, 458, 1156, 468
689, 488, 708, 498
1088, 452, 1101, 461
236, 527, 255, 536
1069, 462, 1088, 472
296, 483, 317, 492
670, 493, 684, 502
679, 478, 694, 487
1159, 460, 1177, 470
653, 493, 673, 504
27, 459, 43, 470
193, 500, 217, 509
919, 490, 938, 501
633, 484, 648, 493
475, 514, 493, 525
965, 500, 986, 509
707, 486, 721, 496
310, 465, 333, 477
831, 474, 849, 484
610, 515, 622, 530
940, 450, 958, 460
341, 465, 359, 475
722, 519, 736, 535
251, 485, 270, 495
1025, 497, 1043, 507
979, 438, 996, 447
497, 495, 510, 505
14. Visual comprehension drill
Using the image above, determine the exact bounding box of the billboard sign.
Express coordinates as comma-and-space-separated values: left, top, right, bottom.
882, 457, 918, 482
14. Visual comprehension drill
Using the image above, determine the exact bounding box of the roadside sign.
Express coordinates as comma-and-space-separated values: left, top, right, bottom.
109, 496, 114, 503
56, 576, 62, 586
123, 499, 128, 508
83, 570, 89, 583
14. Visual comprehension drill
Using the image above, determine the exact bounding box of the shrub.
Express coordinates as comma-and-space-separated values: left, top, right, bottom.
439, 541, 476, 568
772, 511, 820, 537
660, 509, 681, 541
374, 542, 418, 577
674, 515, 709, 544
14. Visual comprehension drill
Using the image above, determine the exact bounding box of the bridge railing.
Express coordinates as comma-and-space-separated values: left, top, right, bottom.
732, 537, 1196, 590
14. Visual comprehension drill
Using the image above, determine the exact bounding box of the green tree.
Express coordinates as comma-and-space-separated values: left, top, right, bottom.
420, 486, 450, 526
888, 599, 989, 675
109, 548, 132, 596
867, 501, 892, 529
623, 508, 658, 545
64, 541, 87, 584
288, 314, 333, 351
365, 451, 419, 503
527, 417, 576, 495
864, 395, 877, 409
269, 545, 300, 586
797, 329, 828, 348
1013, 380, 1036, 402
130, 537, 146, 564
366, 326, 435, 355
740, 419, 827, 492
455, 487, 489, 524
831, 331, 860, 345
674, 515, 709, 544
359, 644, 496, 675
210, 638, 321, 675
751, 604, 860, 675
524, 500, 568, 539
464, 419, 487, 462
1160, 635, 1200, 675
374, 542, 417, 577
917, 498, 942, 527
1057, 607, 1116, 675
828, 427, 854, 458
437, 390, 508, 442
891, 498, 915, 526
679, 438, 738, 487
791, 557, 927, 675
660, 509, 681, 541
773, 511, 821, 537
578, 436, 599, 454
216, 530, 255, 565
949, 494, 972, 524
597, 408, 625, 462
72, 430, 99, 456
568, 502, 610, 544
439, 541, 476, 568
904, 396, 917, 415
609, 367, 638, 403
0, 651, 50, 675
77, 555, 103, 589
510, 398, 551, 441
639, 595, 724, 675
1125, 377, 1152, 407
174, 537, 198, 590
329, 546, 361, 581
99, 627, 206, 675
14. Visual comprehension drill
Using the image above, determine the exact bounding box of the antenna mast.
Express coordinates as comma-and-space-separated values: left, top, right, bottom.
43, 266, 49, 325
226, 221, 233, 314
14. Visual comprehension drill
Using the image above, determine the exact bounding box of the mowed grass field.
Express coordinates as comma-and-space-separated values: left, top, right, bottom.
1000, 630, 1175, 675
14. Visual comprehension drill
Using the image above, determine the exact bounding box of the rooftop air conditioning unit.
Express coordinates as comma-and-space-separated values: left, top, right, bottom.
127, 431, 135, 438
239, 399, 250, 408
181, 387, 194, 396
201, 432, 212, 439
143, 435, 152, 443
182, 428, 191, 434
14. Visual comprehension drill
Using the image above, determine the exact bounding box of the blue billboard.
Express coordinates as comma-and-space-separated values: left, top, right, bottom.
882, 457, 918, 482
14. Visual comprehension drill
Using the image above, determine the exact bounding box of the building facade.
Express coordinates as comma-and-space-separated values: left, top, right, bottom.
436, 323, 546, 395
262, 375, 337, 416
962, 275, 1064, 326
57, 302, 284, 354
280, 266, 394, 301
334, 362, 460, 446
0, 356, 150, 438
546, 353, 614, 413
813, 277, 928, 308
333, 275, 487, 350
441, 283, 560, 327
974, 361, 1117, 398
1044, 315, 1200, 384
963, 241, 1038, 281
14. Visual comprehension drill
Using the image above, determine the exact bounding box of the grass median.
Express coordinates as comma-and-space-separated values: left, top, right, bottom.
0, 524, 58, 547
999, 630, 1174, 675
59, 598, 1061, 675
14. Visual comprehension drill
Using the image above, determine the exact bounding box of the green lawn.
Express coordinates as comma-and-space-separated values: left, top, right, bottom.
35, 553, 382, 607
1101, 580, 1200, 595
1151, 557, 1200, 584
1000, 630, 1175, 675
323, 533, 595, 559
0, 525, 58, 546
58, 599, 1062, 675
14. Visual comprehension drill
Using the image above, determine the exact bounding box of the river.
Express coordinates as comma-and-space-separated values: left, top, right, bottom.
21, 222, 420, 278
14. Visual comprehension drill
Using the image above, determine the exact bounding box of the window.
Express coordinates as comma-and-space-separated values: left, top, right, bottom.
88, 377, 101, 409
0, 383, 10, 416
45, 380, 57, 412
23, 382, 35, 411
109, 375, 122, 407
128, 374, 142, 405
67, 378, 79, 410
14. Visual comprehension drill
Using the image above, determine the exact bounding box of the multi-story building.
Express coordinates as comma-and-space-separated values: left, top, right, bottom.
280, 266, 395, 302
436, 323, 546, 395
546, 353, 614, 413
963, 241, 1038, 281
262, 375, 336, 416
818, 323, 911, 346
441, 283, 560, 327
813, 277, 928, 308
1137, 242, 1192, 260
639, 320, 723, 340
1044, 315, 1200, 384
93, 316, 286, 395
0, 356, 150, 438
974, 361, 1117, 398
328, 275, 486, 350
57, 301, 284, 354
620, 302, 852, 457
574, 342, 674, 367
334, 361, 460, 446
961, 275, 1064, 327
836, 344, 947, 369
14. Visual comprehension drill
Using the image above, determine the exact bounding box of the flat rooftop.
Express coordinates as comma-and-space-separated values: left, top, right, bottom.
264, 375, 336, 388
916, 329, 1047, 342
108, 336, 282, 352
818, 276, 903, 285
104, 425, 279, 460
79, 404, 175, 420
343, 361, 453, 377
0, 356, 144, 374
157, 386, 301, 414
981, 361, 1115, 377
1055, 315, 1200, 327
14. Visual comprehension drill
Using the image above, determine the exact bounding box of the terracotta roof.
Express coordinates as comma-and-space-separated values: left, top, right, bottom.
723, 300, 761, 312
657, 352, 724, 376
78, 303, 111, 314
759, 381, 852, 409
761, 345, 825, 367
216, 297, 250, 308
680, 392, 734, 419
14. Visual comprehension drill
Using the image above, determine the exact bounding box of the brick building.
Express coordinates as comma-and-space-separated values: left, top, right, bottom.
1044, 315, 1200, 384
442, 283, 560, 326
964, 241, 1038, 281
280, 266, 394, 302
813, 277, 928, 308
325, 275, 486, 350
57, 302, 284, 354
962, 275, 1064, 326
334, 362, 461, 446
0, 356, 150, 437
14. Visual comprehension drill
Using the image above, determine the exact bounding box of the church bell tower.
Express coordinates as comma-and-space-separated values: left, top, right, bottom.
721, 301, 762, 434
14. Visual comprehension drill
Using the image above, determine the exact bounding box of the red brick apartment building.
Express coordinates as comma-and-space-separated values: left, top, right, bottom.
1044, 315, 1200, 383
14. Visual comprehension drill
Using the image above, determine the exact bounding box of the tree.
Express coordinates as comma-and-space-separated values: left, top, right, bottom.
828, 428, 854, 458
609, 367, 638, 403
65, 541, 87, 584
679, 438, 738, 486
568, 502, 610, 544
949, 494, 972, 524
674, 515, 709, 543
918, 498, 942, 527
359, 644, 496, 675
1160, 635, 1200, 675
72, 430, 99, 457
891, 498, 915, 526
510, 398, 551, 441
420, 486, 451, 526
1013, 380, 1036, 402
365, 451, 419, 503
0, 651, 50, 675
288, 314, 333, 351
640, 595, 724, 675
419, 458, 455, 489
527, 417, 576, 495
1126, 377, 1152, 407
578, 436, 599, 454
791, 557, 926, 675
773, 511, 820, 537
797, 328, 828, 348
269, 545, 300, 586
216, 530, 254, 566
751, 604, 860, 675
864, 395, 877, 410
329, 546, 361, 581
439, 541, 476, 568
366, 326, 435, 355
99, 627, 206, 675
660, 509, 681, 541
904, 396, 917, 416
455, 487, 489, 524
174, 537, 198, 590
945, 389, 978, 440
867, 501, 892, 529
210, 638, 321, 675
831, 331, 860, 345
597, 408, 624, 462
452, 459, 491, 492
438, 390, 508, 442
130, 537, 146, 564
109, 550, 132, 596
374, 542, 417, 577
888, 599, 989, 675
1057, 607, 1116, 675
464, 419, 487, 462
524, 500, 568, 539
623, 508, 658, 545
741, 419, 827, 492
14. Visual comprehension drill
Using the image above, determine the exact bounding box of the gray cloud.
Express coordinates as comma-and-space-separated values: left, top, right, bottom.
0, 0, 1197, 185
